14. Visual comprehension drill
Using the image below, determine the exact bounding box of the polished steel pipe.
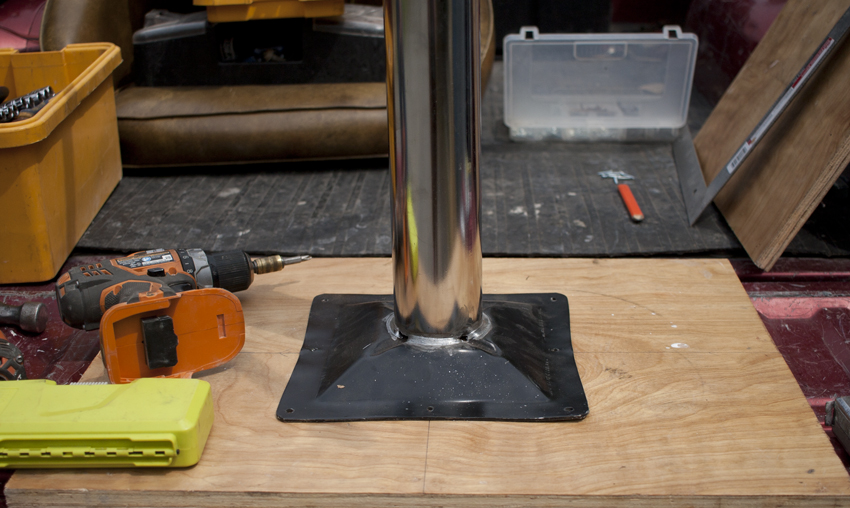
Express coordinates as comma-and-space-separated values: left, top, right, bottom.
384, 0, 483, 338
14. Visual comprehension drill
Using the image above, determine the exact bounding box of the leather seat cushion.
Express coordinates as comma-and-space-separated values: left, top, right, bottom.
115, 0, 495, 166
117, 83, 389, 166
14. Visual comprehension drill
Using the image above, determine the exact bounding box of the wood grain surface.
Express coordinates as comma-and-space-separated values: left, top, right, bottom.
694, 0, 850, 270
7, 258, 850, 507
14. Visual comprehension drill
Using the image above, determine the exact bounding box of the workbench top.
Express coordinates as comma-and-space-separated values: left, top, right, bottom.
7, 258, 850, 507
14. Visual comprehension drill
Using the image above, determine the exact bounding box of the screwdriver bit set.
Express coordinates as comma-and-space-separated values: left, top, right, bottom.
0, 86, 55, 123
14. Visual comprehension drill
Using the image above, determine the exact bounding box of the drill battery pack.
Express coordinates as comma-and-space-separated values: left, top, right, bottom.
0, 378, 213, 468
100, 288, 245, 384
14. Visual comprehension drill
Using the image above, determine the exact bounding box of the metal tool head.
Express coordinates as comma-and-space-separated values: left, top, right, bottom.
0, 301, 48, 334
19, 302, 48, 334
598, 170, 635, 185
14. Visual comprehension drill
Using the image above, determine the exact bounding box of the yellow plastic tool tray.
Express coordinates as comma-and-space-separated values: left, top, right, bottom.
0, 43, 122, 284
194, 0, 344, 22
0, 379, 214, 468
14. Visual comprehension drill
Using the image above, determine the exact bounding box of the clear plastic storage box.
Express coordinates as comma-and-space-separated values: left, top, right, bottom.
503, 26, 698, 141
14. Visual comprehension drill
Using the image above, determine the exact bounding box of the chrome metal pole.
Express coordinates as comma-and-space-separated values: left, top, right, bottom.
385, 0, 483, 338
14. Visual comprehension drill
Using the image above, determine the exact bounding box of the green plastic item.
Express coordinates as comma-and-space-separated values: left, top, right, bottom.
0, 378, 213, 468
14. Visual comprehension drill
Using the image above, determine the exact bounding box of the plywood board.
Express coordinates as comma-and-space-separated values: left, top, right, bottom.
693, 0, 850, 270
7, 258, 850, 507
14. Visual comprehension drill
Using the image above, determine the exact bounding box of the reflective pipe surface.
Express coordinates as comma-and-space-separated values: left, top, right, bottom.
385, 0, 483, 338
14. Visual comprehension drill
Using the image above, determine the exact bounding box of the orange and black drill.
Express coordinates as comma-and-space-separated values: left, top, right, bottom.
56, 249, 310, 331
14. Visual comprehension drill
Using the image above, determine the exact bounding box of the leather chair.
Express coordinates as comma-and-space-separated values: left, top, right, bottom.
40, 0, 496, 167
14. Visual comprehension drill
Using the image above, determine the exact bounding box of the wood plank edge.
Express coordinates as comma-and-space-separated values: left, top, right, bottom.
7, 491, 850, 508
753, 132, 850, 270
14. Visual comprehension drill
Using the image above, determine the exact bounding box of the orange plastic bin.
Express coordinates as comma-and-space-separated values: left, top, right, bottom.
0, 43, 122, 284
193, 0, 345, 22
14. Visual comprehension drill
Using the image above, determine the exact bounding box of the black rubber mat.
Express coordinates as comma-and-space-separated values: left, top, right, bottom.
76, 64, 848, 258
77, 143, 744, 257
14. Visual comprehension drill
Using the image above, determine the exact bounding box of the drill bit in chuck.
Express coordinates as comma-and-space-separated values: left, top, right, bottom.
252, 255, 312, 275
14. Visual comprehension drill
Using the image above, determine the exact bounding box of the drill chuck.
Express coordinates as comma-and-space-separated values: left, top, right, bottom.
207, 251, 254, 293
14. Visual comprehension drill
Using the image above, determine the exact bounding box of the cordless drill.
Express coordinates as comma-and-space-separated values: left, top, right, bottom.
56, 249, 310, 330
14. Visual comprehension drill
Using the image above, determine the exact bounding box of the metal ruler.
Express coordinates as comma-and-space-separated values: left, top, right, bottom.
678, 5, 850, 226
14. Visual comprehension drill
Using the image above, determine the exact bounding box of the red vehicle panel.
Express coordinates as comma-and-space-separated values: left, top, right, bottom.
0, 0, 46, 52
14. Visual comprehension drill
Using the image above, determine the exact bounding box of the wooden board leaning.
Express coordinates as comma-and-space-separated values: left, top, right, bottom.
6, 258, 850, 507
694, 0, 850, 270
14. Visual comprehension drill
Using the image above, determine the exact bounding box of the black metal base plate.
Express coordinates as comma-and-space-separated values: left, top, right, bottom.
276, 294, 589, 422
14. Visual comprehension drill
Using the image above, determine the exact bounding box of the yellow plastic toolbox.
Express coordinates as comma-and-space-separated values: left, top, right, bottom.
194, 0, 345, 22
0, 43, 122, 284
0, 378, 214, 468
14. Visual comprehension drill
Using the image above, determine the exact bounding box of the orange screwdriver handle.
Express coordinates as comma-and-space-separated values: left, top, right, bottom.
617, 184, 644, 222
